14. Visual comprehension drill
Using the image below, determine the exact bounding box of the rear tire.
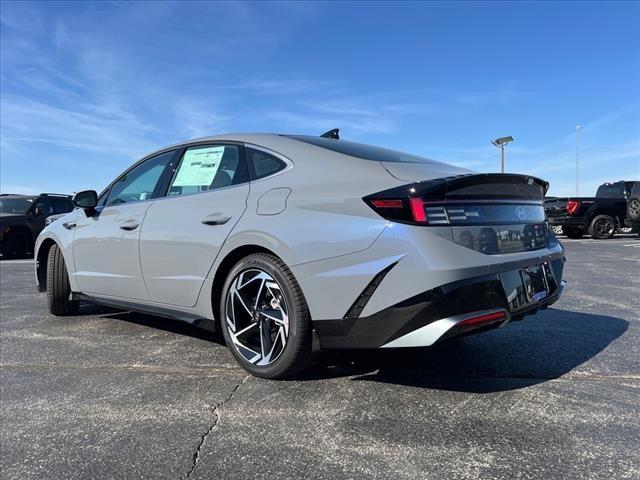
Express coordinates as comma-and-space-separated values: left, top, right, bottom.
47, 244, 79, 316
563, 227, 583, 239
220, 253, 312, 379
589, 215, 616, 239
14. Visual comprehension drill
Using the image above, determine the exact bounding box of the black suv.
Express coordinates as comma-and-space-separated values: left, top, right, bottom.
627, 183, 640, 237
545, 181, 638, 239
0, 193, 74, 259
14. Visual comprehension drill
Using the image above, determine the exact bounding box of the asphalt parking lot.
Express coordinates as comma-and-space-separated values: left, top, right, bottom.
1, 236, 639, 480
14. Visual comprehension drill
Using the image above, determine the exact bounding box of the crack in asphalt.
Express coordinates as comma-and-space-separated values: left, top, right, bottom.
183, 374, 250, 479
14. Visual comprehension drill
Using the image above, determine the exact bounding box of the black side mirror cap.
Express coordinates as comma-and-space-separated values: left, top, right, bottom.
72, 190, 98, 210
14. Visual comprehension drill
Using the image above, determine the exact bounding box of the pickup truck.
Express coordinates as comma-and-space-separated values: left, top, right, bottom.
544, 181, 638, 239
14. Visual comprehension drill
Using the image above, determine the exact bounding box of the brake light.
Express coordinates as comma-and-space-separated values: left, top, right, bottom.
371, 199, 403, 209
409, 198, 428, 223
566, 200, 580, 215
456, 310, 507, 328
366, 197, 429, 224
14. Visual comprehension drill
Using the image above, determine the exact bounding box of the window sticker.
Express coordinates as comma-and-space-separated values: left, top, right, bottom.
172, 146, 225, 187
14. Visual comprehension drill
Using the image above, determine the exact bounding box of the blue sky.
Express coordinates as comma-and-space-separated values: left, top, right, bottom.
1, 1, 638, 197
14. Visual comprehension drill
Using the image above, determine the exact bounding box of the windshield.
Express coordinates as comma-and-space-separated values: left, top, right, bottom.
0, 197, 35, 214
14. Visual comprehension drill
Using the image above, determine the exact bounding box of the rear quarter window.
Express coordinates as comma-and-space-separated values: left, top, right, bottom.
246, 147, 287, 180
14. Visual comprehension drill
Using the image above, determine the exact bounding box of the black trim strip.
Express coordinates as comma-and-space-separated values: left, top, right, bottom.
344, 262, 398, 320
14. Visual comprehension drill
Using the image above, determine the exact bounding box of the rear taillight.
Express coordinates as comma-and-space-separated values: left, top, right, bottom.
366, 197, 428, 224
455, 310, 507, 328
566, 200, 580, 215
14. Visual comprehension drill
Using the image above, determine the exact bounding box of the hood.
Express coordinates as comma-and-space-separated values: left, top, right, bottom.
380, 160, 475, 183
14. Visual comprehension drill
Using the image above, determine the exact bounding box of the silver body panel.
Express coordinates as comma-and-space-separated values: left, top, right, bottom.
35, 133, 564, 347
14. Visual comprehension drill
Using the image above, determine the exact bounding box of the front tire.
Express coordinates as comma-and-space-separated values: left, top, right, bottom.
220, 253, 312, 379
47, 244, 79, 316
589, 215, 616, 239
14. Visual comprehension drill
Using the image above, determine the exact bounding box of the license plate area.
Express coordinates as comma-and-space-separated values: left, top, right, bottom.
520, 264, 552, 302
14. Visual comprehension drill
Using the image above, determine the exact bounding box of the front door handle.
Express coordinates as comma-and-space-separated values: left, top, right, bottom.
119, 222, 140, 231
62, 222, 76, 230
202, 215, 231, 226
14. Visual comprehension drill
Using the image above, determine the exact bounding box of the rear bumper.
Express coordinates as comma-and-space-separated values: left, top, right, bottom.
313, 256, 565, 349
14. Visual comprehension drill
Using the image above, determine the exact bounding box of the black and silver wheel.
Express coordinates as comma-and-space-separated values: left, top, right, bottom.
46, 244, 79, 316
550, 225, 563, 235
589, 214, 616, 239
220, 253, 312, 379
628, 198, 640, 221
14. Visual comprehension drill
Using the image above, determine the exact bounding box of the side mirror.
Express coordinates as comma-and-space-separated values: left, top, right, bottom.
33, 207, 43, 217
72, 190, 98, 211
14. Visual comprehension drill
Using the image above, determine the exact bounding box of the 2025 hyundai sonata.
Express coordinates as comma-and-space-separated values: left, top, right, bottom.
35, 130, 565, 378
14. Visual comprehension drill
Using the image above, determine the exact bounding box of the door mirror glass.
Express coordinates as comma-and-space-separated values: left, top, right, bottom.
73, 190, 98, 209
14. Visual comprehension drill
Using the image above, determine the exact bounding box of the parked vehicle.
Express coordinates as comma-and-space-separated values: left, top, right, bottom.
544, 181, 638, 239
0, 193, 73, 259
627, 182, 640, 237
35, 131, 566, 378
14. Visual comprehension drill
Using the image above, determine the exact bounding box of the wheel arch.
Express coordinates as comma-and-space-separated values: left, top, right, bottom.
35, 237, 58, 292
210, 244, 281, 329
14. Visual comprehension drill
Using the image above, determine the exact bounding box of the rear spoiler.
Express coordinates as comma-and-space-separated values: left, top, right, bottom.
370, 173, 549, 203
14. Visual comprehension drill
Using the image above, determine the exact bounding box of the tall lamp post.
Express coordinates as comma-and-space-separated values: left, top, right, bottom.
575, 124, 581, 196
491, 136, 514, 173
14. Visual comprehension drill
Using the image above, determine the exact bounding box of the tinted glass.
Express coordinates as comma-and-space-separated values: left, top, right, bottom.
595, 183, 625, 198
0, 197, 35, 214
287, 135, 442, 164
168, 145, 243, 197
35, 198, 56, 215
246, 147, 287, 179
106, 151, 174, 206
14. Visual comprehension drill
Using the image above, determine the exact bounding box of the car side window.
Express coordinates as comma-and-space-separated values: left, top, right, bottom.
105, 151, 174, 207
246, 147, 287, 180
168, 145, 244, 197
34, 198, 55, 216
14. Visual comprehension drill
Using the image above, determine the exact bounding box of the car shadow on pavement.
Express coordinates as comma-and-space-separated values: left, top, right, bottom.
300, 308, 629, 393
92, 306, 628, 393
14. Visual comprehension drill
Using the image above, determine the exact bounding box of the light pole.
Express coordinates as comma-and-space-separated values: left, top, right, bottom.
575, 124, 581, 196
491, 136, 514, 173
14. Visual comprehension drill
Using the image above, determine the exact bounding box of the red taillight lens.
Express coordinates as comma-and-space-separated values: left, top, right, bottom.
408, 198, 428, 223
456, 310, 507, 328
366, 197, 429, 224
371, 199, 403, 209
566, 200, 580, 215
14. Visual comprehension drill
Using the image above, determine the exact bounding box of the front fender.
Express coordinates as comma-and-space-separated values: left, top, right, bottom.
34, 211, 80, 292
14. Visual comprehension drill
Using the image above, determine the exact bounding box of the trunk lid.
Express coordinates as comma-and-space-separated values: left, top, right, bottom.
381, 160, 473, 182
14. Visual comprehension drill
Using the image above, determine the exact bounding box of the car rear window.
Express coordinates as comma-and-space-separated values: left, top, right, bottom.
286, 135, 440, 164
595, 183, 625, 198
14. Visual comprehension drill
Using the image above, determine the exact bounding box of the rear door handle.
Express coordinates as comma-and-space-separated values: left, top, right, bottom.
62, 222, 76, 230
119, 222, 140, 231
202, 215, 231, 226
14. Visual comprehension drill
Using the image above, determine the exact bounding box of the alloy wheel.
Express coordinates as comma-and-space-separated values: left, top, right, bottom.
594, 218, 614, 237
629, 199, 640, 218
225, 268, 289, 366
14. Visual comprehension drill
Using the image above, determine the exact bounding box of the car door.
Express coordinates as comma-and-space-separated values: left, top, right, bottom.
139, 143, 250, 307
72, 150, 176, 299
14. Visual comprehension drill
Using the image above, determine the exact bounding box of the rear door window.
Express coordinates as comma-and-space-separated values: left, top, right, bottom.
168, 144, 247, 196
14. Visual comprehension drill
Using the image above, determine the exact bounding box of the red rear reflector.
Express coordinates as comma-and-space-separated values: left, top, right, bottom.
566, 200, 580, 215
409, 198, 428, 223
371, 199, 403, 208
456, 310, 507, 328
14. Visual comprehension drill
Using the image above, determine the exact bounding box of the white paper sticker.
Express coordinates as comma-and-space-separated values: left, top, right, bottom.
172, 146, 225, 187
